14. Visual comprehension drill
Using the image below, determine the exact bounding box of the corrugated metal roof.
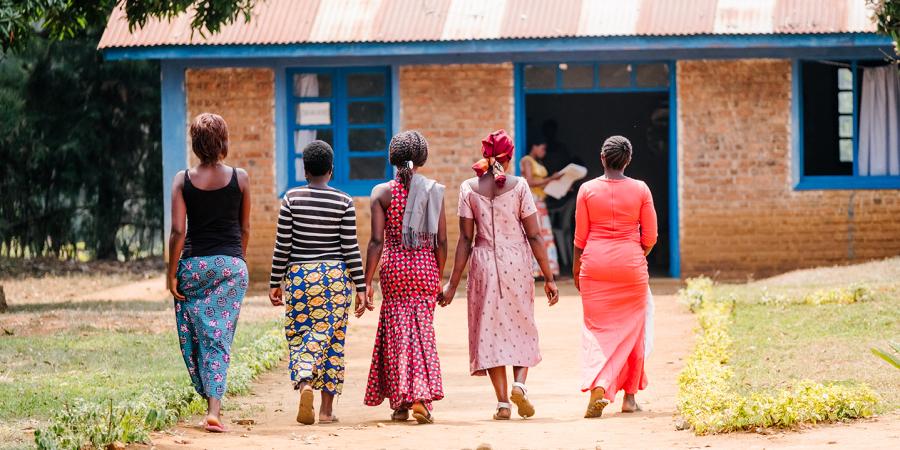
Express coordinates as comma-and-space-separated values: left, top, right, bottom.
98, 0, 879, 49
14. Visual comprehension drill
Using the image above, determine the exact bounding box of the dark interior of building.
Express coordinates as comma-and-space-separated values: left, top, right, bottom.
525, 92, 671, 275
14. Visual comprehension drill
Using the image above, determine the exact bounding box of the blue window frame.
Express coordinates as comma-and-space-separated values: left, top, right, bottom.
286, 67, 392, 196
793, 59, 900, 190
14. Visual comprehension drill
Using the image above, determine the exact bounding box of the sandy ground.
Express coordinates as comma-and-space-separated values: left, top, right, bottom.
143, 280, 900, 450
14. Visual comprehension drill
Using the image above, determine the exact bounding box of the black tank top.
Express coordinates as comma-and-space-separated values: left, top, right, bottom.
181, 167, 244, 259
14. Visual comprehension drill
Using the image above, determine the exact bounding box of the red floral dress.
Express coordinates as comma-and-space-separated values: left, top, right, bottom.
364, 179, 444, 411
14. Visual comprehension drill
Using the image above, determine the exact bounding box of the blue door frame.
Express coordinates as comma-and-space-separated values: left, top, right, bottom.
513, 62, 680, 278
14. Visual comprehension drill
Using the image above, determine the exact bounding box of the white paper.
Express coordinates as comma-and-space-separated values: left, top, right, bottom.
543, 163, 588, 199
297, 102, 331, 125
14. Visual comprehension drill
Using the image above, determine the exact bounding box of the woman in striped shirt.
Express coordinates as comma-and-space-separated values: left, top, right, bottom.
268, 140, 371, 425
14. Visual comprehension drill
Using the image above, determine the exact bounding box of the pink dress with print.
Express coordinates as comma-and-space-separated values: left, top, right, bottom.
458, 176, 542, 376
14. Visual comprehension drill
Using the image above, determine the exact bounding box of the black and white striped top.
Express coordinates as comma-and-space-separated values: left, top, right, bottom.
269, 186, 365, 292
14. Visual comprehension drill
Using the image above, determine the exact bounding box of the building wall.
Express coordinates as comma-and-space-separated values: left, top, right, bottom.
678, 59, 900, 279
185, 68, 278, 282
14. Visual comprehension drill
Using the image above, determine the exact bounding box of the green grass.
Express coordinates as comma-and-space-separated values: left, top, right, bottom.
0, 323, 277, 422
728, 287, 900, 409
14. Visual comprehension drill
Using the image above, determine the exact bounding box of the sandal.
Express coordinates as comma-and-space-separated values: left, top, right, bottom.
411, 402, 433, 424
584, 388, 611, 419
318, 415, 340, 424
204, 417, 226, 433
510, 382, 535, 418
391, 409, 410, 422
296, 387, 315, 425
493, 402, 512, 421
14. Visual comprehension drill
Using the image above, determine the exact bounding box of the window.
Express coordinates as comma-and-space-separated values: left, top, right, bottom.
287, 67, 392, 195
796, 60, 900, 189
522, 62, 670, 92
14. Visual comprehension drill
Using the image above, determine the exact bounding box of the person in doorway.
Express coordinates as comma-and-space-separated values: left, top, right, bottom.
442, 130, 559, 421
268, 140, 369, 425
167, 113, 251, 433
573, 136, 657, 418
540, 119, 578, 274
363, 130, 447, 424
520, 138, 562, 277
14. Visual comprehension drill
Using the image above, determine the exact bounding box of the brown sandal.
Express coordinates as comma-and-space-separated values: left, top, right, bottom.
584, 388, 610, 419
411, 403, 433, 424
510, 383, 535, 418
296, 387, 315, 425
493, 402, 512, 420
391, 409, 410, 422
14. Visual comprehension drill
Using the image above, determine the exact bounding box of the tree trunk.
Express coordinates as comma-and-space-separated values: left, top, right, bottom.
0, 285, 7, 313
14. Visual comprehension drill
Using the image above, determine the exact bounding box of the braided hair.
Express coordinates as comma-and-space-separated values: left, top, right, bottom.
601, 135, 632, 171
389, 130, 429, 190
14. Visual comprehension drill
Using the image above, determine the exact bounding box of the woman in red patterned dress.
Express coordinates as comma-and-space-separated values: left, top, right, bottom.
363, 130, 448, 424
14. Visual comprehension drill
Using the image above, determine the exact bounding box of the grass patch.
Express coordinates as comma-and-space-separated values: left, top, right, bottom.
677, 277, 885, 434
0, 321, 284, 449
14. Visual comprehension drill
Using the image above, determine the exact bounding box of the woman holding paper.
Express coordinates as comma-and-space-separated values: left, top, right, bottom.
573, 136, 657, 419
520, 140, 561, 277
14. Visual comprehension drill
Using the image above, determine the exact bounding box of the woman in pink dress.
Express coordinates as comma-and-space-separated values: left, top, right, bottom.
442, 130, 559, 420
573, 136, 657, 418
363, 131, 447, 424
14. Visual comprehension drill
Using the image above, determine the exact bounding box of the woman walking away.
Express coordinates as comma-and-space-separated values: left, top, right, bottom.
520, 137, 562, 278
268, 140, 369, 425
363, 130, 447, 424
167, 113, 251, 433
442, 130, 559, 421
573, 135, 657, 418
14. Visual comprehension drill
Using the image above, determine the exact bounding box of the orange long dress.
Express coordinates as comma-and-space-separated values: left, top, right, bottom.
574, 177, 657, 401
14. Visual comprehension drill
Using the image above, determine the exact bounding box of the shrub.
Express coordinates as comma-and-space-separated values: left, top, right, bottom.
34, 326, 284, 450
677, 279, 881, 435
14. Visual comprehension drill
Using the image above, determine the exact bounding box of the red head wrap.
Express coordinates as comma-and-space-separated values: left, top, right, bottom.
472, 129, 515, 187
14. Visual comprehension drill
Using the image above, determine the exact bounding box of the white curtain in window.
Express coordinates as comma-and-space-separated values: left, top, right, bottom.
294, 74, 320, 182
858, 65, 900, 176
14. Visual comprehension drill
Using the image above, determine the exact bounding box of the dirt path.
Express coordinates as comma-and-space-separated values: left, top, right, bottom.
149, 281, 899, 449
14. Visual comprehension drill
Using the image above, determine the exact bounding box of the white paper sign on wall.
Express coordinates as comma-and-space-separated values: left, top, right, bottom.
298, 102, 331, 126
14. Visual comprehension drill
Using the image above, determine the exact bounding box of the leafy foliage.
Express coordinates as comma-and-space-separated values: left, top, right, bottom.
33, 325, 285, 450
677, 278, 881, 435
0, 29, 161, 259
871, 342, 900, 369
0, 1, 256, 55
871, 0, 900, 55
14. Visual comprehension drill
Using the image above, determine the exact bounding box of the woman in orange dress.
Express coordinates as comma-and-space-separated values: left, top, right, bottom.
573, 135, 657, 418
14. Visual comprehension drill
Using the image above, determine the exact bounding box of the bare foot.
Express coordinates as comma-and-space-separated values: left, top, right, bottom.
622, 394, 642, 413
204, 415, 225, 432
584, 387, 611, 419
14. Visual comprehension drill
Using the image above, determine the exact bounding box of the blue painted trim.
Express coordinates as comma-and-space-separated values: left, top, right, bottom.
160, 61, 187, 243
792, 58, 900, 190
274, 64, 288, 196
514, 63, 525, 176
103, 33, 893, 62
851, 60, 859, 175
795, 176, 900, 190
791, 59, 803, 186
667, 61, 680, 278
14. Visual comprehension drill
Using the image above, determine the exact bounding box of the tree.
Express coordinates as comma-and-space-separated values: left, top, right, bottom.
871, 0, 900, 56
0, 0, 256, 54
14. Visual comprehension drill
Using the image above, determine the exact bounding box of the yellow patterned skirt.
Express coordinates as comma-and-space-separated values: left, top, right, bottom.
283, 261, 351, 395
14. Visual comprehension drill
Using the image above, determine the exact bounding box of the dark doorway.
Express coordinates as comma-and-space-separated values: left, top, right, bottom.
525, 92, 670, 275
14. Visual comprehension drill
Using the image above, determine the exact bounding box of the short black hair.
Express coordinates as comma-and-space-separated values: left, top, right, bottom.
302, 140, 334, 177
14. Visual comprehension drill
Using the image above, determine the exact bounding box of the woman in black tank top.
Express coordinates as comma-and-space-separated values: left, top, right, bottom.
166, 113, 252, 433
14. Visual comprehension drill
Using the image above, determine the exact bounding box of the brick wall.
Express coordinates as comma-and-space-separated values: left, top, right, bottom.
678, 59, 900, 279
185, 68, 278, 282
394, 63, 516, 271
